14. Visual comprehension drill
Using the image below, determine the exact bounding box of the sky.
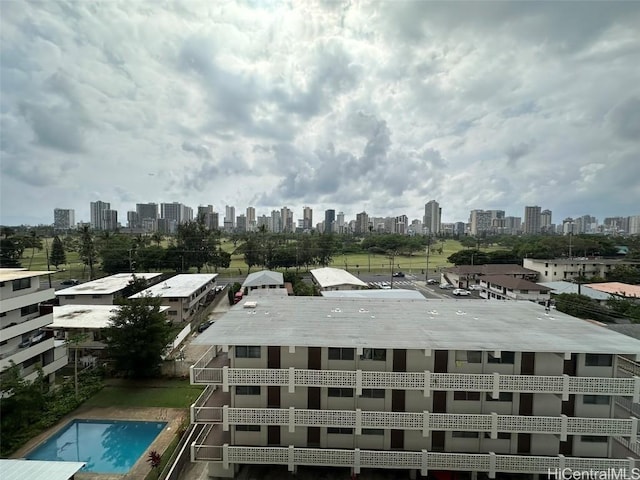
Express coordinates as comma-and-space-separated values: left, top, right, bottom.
1, 1, 639, 227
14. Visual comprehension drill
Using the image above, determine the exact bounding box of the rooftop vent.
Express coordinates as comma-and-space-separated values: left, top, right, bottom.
243, 301, 258, 309
162, 283, 170, 289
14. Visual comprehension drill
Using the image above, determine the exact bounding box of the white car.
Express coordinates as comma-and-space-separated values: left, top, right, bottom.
380, 282, 392, 289
468, 284, 482, 291
439, 283, 453, 289
452, 288, 471, 296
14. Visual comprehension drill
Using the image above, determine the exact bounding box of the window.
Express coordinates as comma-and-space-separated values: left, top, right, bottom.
92, 294, 102, 299
484, 432, 511, 440
454, 391, 481, 401
585, 354, 612, 367
581, 435, 607, 443
236, 346, 261, 358
520, 289, 528, 294
583, 395, 609, 405
170, 298, 179, 302
361, 389, 385, 399
168, 311, 177, 316
328, 427, 353, 434
362, 428, 384, 435
487, 352, 515, 364
20, 304, 38, 316
12, 278, 31, 291
236, 425, 260, 432
328, 388, 353, 398
328, 347, 355, 360
486, 392, 513, 402
65, 295, 76, 299
236, 386, 261, 395
452, 431, 479, 438
360, 348, 386, 361
455, 350, 482, 363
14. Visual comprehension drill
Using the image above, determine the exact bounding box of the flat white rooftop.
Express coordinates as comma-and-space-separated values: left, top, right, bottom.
0, 268, 55, 281
0, 459, 85, 480
194, 297, 640, 354
322, 289, 426, 300
55, 273, 162, 295
130, 273, 217, 299
51, 304, 170, 329
310, 267, 367, 288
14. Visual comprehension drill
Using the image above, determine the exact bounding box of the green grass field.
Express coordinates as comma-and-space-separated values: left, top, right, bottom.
18, 237, 490, 278
83, 378, 204, 408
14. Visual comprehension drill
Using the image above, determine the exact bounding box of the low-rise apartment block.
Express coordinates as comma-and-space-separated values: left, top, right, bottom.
523, 258, 640, 283
189, 297, 640, 478
310, 267, 368, 291
0, 269, 67, 385
130, 274, 217, 323
56, 273, 163, 306
479, 275, 551, 302
443, 264, 538, 289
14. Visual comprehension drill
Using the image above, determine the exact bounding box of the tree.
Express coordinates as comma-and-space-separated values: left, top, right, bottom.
447, 249, 490, 266
243, 235, 261, 273
78, 226, 97, 279
105, 295, 172, 378
49, 235, 67, 268
606, 265, 640, 284
316, 233, 336, 267
66, 332, 88, 399
554, 293, 613, 323
0, 237, 23, 267
177, 218, 218, 273
98, 234, 133, 274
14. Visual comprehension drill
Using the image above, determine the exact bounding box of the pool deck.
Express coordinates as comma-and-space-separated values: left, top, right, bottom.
11, 405, 186, 480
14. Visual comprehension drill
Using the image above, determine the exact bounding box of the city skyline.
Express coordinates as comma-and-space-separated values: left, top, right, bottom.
1, 2, 640, 225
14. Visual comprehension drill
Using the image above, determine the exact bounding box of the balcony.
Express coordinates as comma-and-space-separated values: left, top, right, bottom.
0, 288, 54, 314
191, 403, 638, 440
190, 443, 636, 477
0, 313, 53, 342
0, 336, 55, 370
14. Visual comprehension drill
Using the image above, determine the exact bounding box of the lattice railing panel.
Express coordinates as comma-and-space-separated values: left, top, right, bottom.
568, 417, 631, 435
431, 413, 492, 431
227, 446, 288, 464
191, 367, 638, 397
294, 448, 354, 466
498, 416, 561, 433
228, 408, 288, 425
361, 411, 423, 429
295, 409, 356, 426
360, 450, 421, 469
565, 458, 631, 471
496, 455, 562, 472
426, 452, 490, 471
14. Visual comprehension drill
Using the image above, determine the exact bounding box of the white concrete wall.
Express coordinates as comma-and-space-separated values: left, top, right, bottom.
57, 294, 115, 306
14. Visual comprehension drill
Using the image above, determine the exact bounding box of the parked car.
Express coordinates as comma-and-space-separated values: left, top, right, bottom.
452, 288, 471, 296
380, 282, 392, 289
426, 279, 438, 285
392, 272, 405, 278
439, 283, 453, 289
468, 284, 482, 291
197, 320, 213, 333
60, 279, 80, 286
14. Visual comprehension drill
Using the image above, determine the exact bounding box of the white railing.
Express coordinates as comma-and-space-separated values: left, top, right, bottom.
614, 435, 640, 457
192, 406, 637, 438
191, 444, 636, 478
190, 366, 640, 400
616, 397, 640, 417
619, 356, 640, 377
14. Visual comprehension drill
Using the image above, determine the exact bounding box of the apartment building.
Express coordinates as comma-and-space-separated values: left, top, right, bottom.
0, 269, 67, 385
523, 258, 640, 283
189, 297, 640, 478
129, 274, 217, 323
442, 264, 538, 288
56, 273, 163, 306
478, 275, 551, 302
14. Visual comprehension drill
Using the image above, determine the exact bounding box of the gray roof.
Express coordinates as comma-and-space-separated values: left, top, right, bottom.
56, 273, 162, 295
322, 289, 426, 300
194, 296, 640, 354
130, 274, 217, 298
481, 275, 550, 291
310, 267, 368, 288
538, 281, 611, 301
242, 270, 284, 288
0, 459, 85, 480
608, 324, 640, 341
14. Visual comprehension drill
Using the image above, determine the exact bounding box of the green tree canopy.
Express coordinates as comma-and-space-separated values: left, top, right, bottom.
447, 249, 490, 266
78, 226, 97, 279
105, 295, 172, 378
49, 235, 67, 268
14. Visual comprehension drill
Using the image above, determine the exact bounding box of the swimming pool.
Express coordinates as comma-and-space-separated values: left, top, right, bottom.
26, 419, 167, 474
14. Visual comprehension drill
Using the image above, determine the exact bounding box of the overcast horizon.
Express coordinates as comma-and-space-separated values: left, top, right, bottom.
1, 1, 639, 226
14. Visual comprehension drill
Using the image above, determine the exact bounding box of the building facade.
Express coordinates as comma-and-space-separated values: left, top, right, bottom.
303, 207, 313, 230
0, 269, 68, 386
53, 208, 75, 231
424, 200, 441, 235
523, 206, 541, 235
523, 258, 639, 283
188, 297, 640, 478
90, 200, 110, 231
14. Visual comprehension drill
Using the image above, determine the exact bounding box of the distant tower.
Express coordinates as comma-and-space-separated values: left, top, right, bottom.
423, 200, 441, 235
324, 209, 336, 233
90, 201, 110, 230
303, 206, 313, 230
54, 208, 75, 231
524, 206, 542, 235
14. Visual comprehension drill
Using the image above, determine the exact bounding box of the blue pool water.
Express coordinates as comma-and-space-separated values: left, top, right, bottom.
26, 419, 167, 474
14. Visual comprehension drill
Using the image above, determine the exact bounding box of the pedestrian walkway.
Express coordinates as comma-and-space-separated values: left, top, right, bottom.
368, 280, 414, 288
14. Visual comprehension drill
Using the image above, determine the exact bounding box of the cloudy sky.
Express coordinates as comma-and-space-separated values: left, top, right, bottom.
1, 1, 639, 227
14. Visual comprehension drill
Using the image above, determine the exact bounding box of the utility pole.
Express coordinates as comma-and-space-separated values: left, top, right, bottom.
425, 237, 431, 283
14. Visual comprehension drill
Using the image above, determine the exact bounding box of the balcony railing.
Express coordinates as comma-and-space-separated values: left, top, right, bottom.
190, 444, 636, 478
190, 366, 640, 400
191, 405, 638, 440
619, 356, 640, 377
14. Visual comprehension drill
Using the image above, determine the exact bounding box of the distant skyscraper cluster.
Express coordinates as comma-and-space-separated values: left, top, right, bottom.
51, 200, 640, 236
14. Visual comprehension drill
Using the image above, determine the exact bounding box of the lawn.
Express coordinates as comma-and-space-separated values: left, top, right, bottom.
83, 379, 204, 409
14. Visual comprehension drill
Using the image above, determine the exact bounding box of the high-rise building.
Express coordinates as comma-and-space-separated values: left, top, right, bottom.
90, 201, 110, 230
224, 206, 236, 232
303, 206, 313, 230
503, 216, 522, 235
540, 209, 553, 233
523, 206, 542, 235
324, 209, 336, 234
246, 207, 256, 232
336, 212, 345, 234
423, 200, 441, 235
53, 208, 75, 230
281, 206, 293, 233
628, 215, 640, 235
161, 202, 191, 226
469, 210, 493, 235
198, 205, 218, 230
257, 215, 270, 230
562, 218, 575, 236
127, 211, 139, 229
103, 209, 118, 231
136, 203, 159, 227
355, 211, 369, 235
394, 215, 408, 235
236, 214, 247, 233
270, 210, 282, 233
